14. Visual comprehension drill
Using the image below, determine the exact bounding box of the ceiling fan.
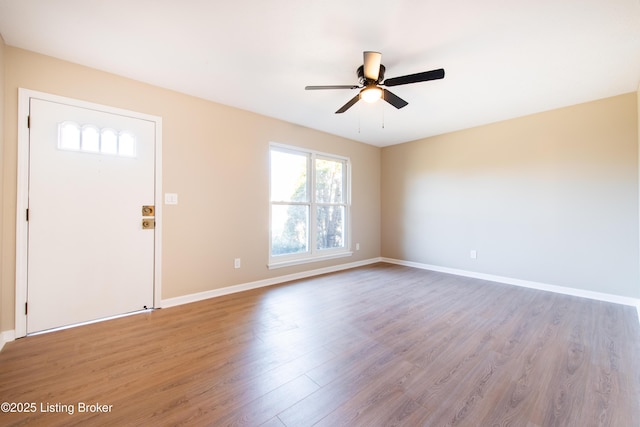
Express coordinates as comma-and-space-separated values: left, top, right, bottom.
305, 51, 445, 114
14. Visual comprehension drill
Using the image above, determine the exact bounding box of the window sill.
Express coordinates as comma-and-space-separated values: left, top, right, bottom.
268, 251, 353, 270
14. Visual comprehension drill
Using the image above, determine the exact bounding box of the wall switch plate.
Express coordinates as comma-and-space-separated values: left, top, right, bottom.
234, 258, 241, 269
164, 193, 178, 205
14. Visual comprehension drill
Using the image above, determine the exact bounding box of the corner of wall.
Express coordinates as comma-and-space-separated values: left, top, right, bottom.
0, 33, 7, 336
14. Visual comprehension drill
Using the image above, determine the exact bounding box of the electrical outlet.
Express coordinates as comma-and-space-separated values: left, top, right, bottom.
356, 243, 360, 251
470, 250, 477, 259
234, 258, 241, 269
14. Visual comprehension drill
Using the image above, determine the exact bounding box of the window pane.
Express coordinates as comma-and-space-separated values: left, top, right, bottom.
118, 132, 136, 157
270, 150, 308, 202
316, 205, 344, 250
101, 129, 118, 154
59, 122, 80, 150
315, 158, 344, 204
81, 125, 100, 152
271, 204, 309, 255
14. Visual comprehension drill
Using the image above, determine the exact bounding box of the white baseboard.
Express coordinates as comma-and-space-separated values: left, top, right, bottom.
4, 257, 638, 348
161, 257, 383, 308
161, 256, 640, 326
382, 257, 640, 312
0, 330, 16, 352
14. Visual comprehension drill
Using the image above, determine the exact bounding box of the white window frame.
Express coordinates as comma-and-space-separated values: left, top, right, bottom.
269, 142, 352, 269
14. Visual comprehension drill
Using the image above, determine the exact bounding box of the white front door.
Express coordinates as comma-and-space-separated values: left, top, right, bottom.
26, 97, 158, 333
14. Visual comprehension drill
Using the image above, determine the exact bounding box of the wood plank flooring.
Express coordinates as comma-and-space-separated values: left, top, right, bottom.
1, 263, 639, 426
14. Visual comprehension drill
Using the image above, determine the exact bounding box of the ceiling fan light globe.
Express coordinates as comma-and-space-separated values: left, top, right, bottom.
361, 87, 383, 103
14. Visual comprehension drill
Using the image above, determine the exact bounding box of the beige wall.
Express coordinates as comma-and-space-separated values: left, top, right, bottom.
1, 45, 638, 334
0, 36, 5, 330
1, 47, 381, 331
382, 93, 640, 298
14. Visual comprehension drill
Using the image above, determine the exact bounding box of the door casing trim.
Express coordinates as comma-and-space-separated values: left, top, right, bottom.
15, 88, 163, 338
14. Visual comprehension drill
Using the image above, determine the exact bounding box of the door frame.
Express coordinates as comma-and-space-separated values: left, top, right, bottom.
15, 88, 163, 338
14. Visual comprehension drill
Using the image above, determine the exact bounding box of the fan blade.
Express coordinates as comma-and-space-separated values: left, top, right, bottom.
383, 68, 445, 87
335, 94, 360, 114
383, 89, 408, 109
305, 85, 360, 90
363, 51, 382, 80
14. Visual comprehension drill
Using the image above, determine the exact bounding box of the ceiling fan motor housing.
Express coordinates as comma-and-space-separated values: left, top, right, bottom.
357, 64, 385, 85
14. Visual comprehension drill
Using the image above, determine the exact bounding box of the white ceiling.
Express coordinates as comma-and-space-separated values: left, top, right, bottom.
0, 0, 639, 147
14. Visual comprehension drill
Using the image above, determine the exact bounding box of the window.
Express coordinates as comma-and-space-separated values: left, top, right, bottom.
58, 121, 137, 157
269, 143, 351, 268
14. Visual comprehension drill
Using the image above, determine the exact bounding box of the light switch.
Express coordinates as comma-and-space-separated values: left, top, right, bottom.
164, 193, 178, 205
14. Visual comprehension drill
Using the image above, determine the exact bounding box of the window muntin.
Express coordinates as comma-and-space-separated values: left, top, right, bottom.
57, 121, 137, 157
269, 144, 351, 267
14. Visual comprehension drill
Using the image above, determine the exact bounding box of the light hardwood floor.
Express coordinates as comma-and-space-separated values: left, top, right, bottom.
1, 263, 639, 426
